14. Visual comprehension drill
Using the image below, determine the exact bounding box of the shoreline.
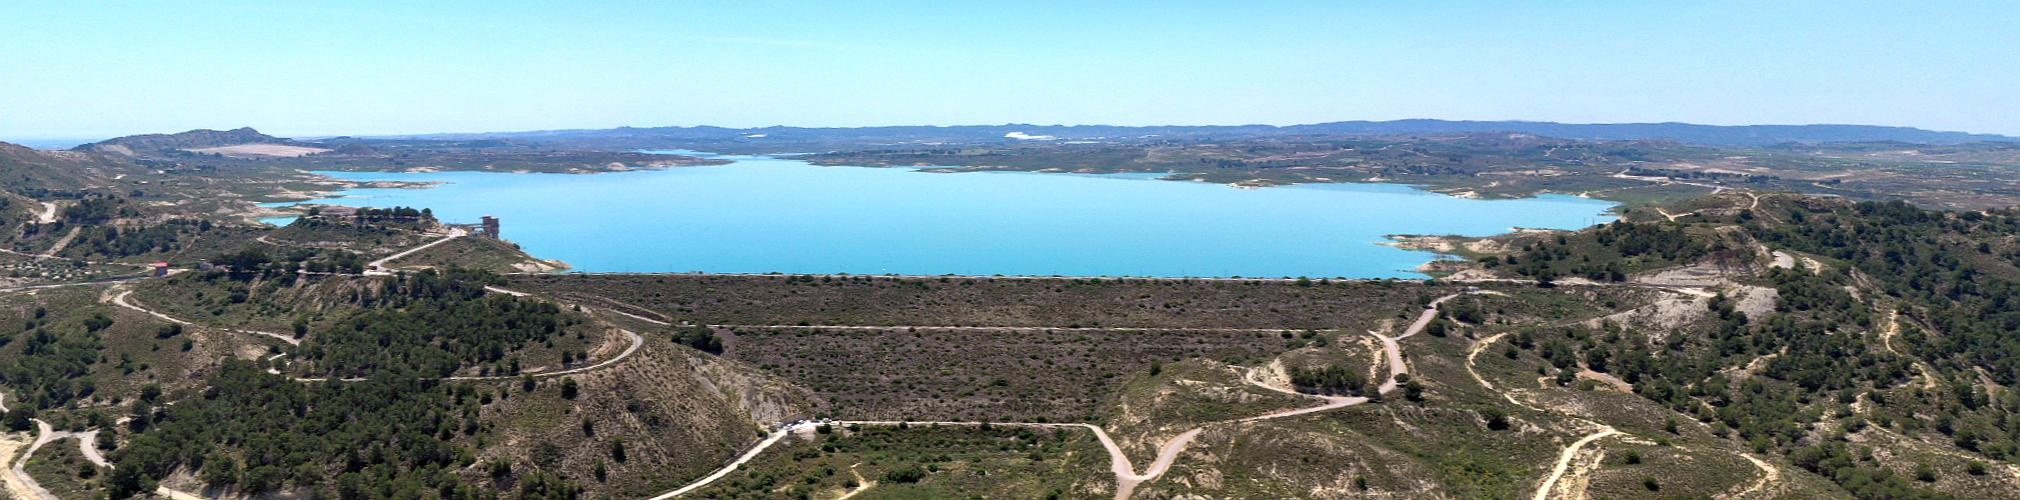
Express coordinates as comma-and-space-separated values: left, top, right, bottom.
267, 153, 1595, 281
520, 270, 1448, 283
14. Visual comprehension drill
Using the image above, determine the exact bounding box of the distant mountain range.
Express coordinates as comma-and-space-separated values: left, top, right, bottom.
26, 120, 2016, 155
392, 120, 2020, 148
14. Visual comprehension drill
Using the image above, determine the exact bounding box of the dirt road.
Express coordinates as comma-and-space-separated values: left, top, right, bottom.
36, 227, 80, 259
0, 393, 51, 500
1728, 452, 1781, 498
652, 292, 1480, 499
365, 228, 464, 275
287, 328, 642, 383
1533, 426, 1619, 500
110, 289, 301, 345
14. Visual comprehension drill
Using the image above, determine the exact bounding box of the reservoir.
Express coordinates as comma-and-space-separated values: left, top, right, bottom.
281, 154, 1614, 278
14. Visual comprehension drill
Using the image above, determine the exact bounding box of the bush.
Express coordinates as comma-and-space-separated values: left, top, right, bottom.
882, 464, 927, 483
1289, 365, 1368, 396
1481, 407, 1510, 431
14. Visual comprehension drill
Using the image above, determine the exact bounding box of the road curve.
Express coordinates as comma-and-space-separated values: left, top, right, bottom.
10, 419, 80, 500
110, 290, 301, 345
365, 228, 464, 274
644, 424, 799, 500
105, 280, 644, 383
1533, 426, 1619, 500
0, 393, 53, 500
292, 286, 646, 383
1728, 452, 1781, 498
289, 328, 643, 383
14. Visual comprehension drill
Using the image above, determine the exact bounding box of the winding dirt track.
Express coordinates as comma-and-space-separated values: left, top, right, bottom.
36, 227, 81, 259
1470, 318, 1630, 500
364, 228, 463, 275
1, 392, 202, 500
9, 417, 107, 500
0, 393, 51, 500
652, 292, 1480, 499
1728, 453, 1781, 498
705, 324, 1321, 335
110, 290, 300, 346
1876, 309, 1940, 391
106, 283, 645, 383
1467, 284, 1798, 500
285, 328, 644, 383
1532, 426, 1619, 500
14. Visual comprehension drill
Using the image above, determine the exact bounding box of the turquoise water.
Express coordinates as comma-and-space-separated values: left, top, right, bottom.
279, 155, 1614, 278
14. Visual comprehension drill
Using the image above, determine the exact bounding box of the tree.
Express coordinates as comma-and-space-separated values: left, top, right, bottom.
1482, 407, 1510, 431
608, 437, 627, 463
202, 454, 241, 486
3, 407, 32, 431
560, 377, 579, 400
106, 465, 154, 499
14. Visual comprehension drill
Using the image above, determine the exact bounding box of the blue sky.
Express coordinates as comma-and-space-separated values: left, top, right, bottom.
2, 1, 2015, 139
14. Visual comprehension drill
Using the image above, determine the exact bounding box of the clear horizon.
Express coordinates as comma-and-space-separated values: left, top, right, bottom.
4, 1, 2016, 138
6, 117, 2016, 146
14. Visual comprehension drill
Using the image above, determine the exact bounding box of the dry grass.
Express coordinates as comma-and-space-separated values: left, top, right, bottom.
512, 274, 1443, 329
721, 325, 1294, 422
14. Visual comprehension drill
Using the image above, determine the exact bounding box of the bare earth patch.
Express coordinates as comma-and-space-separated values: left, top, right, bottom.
183, 143, 331, 157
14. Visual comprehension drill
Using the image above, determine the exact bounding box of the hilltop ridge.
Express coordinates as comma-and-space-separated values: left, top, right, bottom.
73, 127, 318, 157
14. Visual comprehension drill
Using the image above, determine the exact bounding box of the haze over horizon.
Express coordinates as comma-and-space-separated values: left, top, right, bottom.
4, 0, 2016, 139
